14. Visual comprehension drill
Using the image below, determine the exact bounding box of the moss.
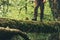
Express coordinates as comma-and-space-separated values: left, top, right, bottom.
0, 18, 59, 33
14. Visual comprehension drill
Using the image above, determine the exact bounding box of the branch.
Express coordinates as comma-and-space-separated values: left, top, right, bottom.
0, 27, 30, 40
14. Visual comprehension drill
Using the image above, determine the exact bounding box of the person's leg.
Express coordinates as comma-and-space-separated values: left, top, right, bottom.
40, 3, 44, 22
32, 4, 39, 21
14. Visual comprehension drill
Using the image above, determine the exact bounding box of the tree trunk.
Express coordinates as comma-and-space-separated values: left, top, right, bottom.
49, 0, 58, 20
0, 18, 59, 40
47, 3, 60, 38
49, 0, 60, 21
57, 0, 60, 21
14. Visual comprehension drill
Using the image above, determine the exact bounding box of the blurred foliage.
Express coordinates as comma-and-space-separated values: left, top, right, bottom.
0, 0, 53, 21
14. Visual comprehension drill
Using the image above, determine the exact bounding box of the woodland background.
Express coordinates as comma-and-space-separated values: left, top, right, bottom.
0, 0, 60, 40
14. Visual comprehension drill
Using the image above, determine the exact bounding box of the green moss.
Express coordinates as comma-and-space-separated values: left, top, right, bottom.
0, 18, 59, 33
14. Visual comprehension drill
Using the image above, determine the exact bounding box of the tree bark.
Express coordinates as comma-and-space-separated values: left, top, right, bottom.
0, 18, 59, 40
49, 0, 60, 21
49, 0, 58, 20
0, 27, 30, 40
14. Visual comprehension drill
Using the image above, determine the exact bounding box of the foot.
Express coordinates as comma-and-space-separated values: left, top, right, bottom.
40, 19, 43, 22
32, 18, 37, 21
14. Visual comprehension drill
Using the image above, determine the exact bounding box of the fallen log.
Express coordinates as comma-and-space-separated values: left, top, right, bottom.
0, 18, 59, 33
0, 18, 59, 40
0, 27, 30, 40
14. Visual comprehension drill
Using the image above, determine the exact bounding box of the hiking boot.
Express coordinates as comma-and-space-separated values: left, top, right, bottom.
32, 18, 37, 21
